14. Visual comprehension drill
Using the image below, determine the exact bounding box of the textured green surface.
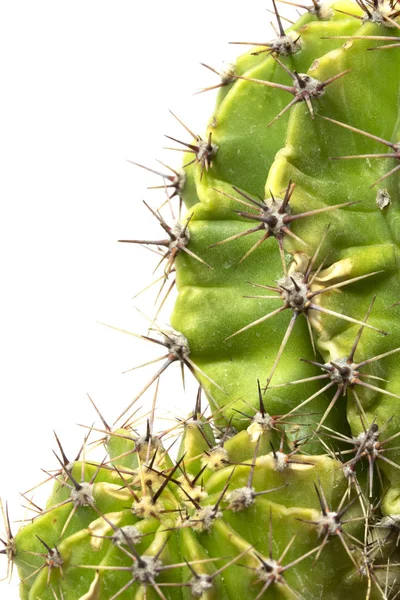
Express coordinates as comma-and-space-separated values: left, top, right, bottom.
13, 424, 382, 600
172, 2, 400, 477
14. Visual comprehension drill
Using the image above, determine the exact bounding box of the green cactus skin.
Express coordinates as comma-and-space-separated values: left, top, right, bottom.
172, 0, 400, 518
8, 420, 393, 600
3, 1, 400, 599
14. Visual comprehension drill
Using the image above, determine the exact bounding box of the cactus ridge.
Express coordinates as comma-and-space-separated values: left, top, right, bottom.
2, 0, 400, 598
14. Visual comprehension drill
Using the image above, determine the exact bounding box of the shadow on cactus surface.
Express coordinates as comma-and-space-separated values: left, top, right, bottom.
3, 0, 400, 598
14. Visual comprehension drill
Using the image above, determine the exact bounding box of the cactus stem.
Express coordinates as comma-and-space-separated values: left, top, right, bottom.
8, 4, 400, 598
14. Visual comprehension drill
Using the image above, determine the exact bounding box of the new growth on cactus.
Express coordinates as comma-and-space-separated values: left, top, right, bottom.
2, 0, 400, 598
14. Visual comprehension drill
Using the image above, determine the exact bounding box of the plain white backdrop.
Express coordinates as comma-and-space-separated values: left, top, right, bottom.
0, 1, 298, 596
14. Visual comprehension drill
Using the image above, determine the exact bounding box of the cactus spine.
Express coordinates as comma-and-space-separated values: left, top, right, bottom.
2, 1, 400, 598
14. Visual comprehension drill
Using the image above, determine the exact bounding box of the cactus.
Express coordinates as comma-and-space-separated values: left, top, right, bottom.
2, 0, 400, 598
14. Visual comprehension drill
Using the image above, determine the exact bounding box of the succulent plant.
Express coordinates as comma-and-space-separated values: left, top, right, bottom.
2, 0, 400, 598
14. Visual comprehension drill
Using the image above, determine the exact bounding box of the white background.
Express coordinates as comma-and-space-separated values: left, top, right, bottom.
0, 1, 297, 596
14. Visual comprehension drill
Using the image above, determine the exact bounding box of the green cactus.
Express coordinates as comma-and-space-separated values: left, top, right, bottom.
3, 0, 400, 598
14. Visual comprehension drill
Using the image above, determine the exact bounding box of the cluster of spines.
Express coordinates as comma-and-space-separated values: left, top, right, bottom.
3, 391, 400, 599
